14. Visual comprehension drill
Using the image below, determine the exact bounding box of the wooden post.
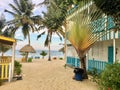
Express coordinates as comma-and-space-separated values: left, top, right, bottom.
11, 42, 16, 81
1, 65, 4, 79
5, 64, 8, 79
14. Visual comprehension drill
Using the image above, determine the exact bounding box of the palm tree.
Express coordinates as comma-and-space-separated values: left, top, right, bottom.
45, 0, 80, 61
67, 9, 113, 78
36, 0, 80, 62
37, 1, 66, 61
37, 26, 64, 61
4, 0, 36, 62
40, 51, 47, 59
36, 0, 78, 61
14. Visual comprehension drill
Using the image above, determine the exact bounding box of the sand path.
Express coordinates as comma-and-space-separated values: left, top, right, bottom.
0, 59, 98, 90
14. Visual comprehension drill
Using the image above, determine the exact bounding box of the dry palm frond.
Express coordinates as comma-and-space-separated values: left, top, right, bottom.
67, 16, 95, 53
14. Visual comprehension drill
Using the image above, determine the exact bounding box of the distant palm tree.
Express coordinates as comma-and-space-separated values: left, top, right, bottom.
37, 1, 65, 61
40, 51, 47, 59
0, 45, 11, 56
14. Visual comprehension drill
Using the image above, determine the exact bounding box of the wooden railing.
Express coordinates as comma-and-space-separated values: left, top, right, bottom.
88, 60, 107, 73
0, 63, 10, 79
0, 56, 12, 80
66, 56, 80, 67
0, 56, 11, 63
66, 56, 108, 73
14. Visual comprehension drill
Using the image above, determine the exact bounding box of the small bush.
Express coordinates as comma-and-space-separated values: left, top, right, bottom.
28, 58, 32, 62
14, 61, 22, 75
87, 68, 100, 82
59, 57, 63, 60
98, 63, 120, 90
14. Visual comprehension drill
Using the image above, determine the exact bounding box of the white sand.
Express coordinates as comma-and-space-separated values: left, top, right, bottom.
0, 59, 98, 90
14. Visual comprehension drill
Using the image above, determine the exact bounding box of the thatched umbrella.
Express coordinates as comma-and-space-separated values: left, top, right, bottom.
20, 44, 36, 53
20, 44, 36, 62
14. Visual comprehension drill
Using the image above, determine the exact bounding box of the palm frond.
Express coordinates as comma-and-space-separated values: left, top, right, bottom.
37, 0, 49, 6
37, 31, 45, 40
44, 33, 49, 46
37, 25, 45, 31
4, 9, 16, 16
9, 4, 21, 15
13, 0, 22, 11
20, 0, 28, 13
22, 24, 29, 39
57, 27, 65, 37
56, 32, 63, 41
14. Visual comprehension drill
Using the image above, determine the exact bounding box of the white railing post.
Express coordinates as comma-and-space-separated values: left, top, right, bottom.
8, 63, 12, 82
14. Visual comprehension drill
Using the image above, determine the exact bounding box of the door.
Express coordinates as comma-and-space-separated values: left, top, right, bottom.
108, 46, 113, 64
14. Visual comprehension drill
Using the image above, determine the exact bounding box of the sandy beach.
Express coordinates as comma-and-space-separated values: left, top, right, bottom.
0, 59, 98, 90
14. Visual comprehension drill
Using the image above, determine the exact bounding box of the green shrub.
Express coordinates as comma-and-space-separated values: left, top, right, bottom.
59, 57, 63, 60
98, 63, 120, 90
87, 68, 100, 82
28, 58, 32, 62
14, 61, 22, 75
40, 51, 47, 59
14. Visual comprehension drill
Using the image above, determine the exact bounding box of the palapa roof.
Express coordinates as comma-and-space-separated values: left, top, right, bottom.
19, 44, 36, 53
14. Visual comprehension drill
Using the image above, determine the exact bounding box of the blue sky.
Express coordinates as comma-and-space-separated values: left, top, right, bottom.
0, 0, 64, 51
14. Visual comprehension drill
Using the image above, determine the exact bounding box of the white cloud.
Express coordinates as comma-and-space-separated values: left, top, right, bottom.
15, 29, 23, 37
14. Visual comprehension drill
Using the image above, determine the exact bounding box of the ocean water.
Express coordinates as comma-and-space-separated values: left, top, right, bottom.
3, 49, 64, 59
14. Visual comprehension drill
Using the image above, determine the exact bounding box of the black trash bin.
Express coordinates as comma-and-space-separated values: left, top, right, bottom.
73, 68, 84, 81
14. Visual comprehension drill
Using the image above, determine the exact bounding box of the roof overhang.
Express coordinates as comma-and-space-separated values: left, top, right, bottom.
0, 36, 16, 45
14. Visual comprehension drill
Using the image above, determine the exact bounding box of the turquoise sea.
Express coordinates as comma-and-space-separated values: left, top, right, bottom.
3, 50, 64, 59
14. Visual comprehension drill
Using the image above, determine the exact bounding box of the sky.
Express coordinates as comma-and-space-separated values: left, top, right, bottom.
0, 0, 64, 51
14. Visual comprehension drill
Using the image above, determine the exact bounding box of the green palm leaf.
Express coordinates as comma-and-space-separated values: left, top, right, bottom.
37, 31, 45, 40
9, 4, 21, 15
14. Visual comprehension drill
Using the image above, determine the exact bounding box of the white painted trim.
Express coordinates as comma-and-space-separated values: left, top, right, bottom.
113, 34, 116, 63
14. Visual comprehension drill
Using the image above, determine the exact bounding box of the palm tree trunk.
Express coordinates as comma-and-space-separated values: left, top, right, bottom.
63, 21, 67, 61
80, 56, 88, 79
77, 51, 88, 79
48, 32, 51, 61
48, 41, 51, 61
25, 32, 31, 62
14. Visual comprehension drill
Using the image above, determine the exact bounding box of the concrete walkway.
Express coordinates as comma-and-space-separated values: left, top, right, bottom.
0, 59, 98, 90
